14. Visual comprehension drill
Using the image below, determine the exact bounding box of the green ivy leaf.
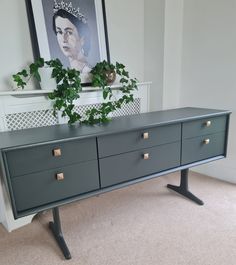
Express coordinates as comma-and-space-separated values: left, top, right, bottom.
29, 63, 37, 75
12, 58, 138, 125
36, 58, 45, 67
20, 69, 28, 77
120, 78, 128, 83
33, 70, 41, 82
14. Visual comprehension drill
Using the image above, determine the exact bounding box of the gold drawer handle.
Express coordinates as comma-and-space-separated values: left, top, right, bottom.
56, 173, 64, 181
143, 153, 150, 160
53, 148, 62, 157
143, 132, 149, 139
203, 139, 210, 145
205, 121, 212, 127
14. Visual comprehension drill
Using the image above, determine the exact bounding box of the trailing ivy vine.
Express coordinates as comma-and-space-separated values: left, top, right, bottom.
84, 60, 138, 124
12, 58, 138, 125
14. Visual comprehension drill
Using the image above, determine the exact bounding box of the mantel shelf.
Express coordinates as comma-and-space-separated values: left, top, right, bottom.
0, 82, 152, 96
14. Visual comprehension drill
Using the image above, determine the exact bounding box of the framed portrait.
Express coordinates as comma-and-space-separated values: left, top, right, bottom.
27, 0, 110, 85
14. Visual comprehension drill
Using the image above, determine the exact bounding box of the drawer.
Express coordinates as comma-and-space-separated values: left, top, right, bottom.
182, 115, 227, 139
97, 123, 181, 158
11, 160, 99, 212
5, 138, 97, 177
100, 142, 180, 188
181, 132, 225, 165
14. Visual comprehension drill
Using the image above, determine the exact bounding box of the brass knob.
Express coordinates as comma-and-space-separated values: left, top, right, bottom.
205, 121, 212, 127
53, 148, 61, 157
56, 173, 64, 181
143, 153, 150, 160
203, 139, 210, 145
143, 132, 149, 139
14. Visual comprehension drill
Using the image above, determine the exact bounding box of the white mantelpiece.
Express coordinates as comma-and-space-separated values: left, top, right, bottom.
0, 82, 151, 96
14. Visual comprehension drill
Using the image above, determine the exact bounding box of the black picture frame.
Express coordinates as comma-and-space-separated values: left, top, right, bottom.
26, 0, 110, 86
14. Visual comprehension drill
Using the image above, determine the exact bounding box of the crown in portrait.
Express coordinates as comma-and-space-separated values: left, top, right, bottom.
53, 0, 87, 24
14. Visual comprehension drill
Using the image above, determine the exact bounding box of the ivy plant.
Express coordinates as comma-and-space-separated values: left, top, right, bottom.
12, 58, 138, 125
13, 58, 82, 124
84, 60, 138, 124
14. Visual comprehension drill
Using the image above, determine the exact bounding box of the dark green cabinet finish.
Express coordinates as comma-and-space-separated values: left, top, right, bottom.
12, 160, 99, 212
181, 132, 226, 165
97, 123, 181, 158
0, 107, 231, 219
100, 142, 181, 187
6, 138, 97, 177
182, 115, 227, 139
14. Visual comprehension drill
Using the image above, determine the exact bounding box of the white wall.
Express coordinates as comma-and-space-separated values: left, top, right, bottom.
0, 0, 145, 91
181, 0, 236, 183
0, 0, 34, 91
144, 0, 165, 111
163, 0, 184, 109
105, 0, 145, 81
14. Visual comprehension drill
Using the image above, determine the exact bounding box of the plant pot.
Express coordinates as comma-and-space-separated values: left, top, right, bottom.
38, 67, 57, 90
105, 70, 116, 85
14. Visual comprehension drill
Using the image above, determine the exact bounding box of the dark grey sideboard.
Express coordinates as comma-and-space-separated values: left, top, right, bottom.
0, 107, 231, 259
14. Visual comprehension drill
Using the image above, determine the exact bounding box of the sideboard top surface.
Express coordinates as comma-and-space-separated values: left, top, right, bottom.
0, 107, 231, 150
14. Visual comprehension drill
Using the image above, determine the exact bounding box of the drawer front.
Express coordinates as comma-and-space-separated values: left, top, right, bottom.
6, 138, 97, 177
100, 142, 180, 188
182, 115, 227, 139
181, 132, 225, 165
97, 123, 181, 158
11, 160, 99, 212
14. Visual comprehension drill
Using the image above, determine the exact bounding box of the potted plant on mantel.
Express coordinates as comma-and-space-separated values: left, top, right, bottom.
12, 58, 138, 125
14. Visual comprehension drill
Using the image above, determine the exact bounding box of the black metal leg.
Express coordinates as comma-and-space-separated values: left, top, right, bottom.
49, 207, 72, 260
167, 169, 204, 205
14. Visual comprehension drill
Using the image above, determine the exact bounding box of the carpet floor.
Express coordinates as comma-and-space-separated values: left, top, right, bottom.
0, 171, 236, 265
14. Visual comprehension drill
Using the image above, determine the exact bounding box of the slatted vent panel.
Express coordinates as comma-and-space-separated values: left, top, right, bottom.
5, 98, 141, 131
6, 110, 58, 131
111, 98, 141, 117
74, 98, 141, 118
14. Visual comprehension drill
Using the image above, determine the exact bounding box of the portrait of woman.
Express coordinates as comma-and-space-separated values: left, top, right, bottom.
29, 0, 109, 84
52, 5, 92, 74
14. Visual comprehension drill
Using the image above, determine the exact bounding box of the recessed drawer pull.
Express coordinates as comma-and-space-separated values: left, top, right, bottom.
56, 173, 64, 181
143, 153, 150, 160
205, 121, 212, 127
53, 148, 62, 157
143, 132, 149, 139
203, 139, 210, 145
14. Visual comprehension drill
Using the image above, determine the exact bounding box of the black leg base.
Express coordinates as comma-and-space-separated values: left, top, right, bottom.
167, 184, 204, 205
49, 208, 71, 260
167, 168, 204, 206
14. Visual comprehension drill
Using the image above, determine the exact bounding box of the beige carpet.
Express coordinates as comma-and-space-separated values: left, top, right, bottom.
0, 171, 236, 265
